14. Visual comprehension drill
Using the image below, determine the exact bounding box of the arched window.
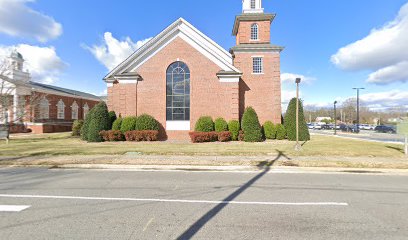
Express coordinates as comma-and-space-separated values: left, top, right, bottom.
83, 103, 89, 119
251, 23, 259, 40
57, 99, 65, 119
39, 97, 50, 119
166, 61, 190, 121
71, 101, 79, 120
251, 0, 256, 9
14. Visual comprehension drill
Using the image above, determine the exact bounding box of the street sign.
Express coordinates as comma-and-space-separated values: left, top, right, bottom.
397, 121, 408, 156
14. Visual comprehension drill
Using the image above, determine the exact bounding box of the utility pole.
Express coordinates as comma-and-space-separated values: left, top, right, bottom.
295, 78, 301, 151
353, 88, 365, 133
334, 101, 338, 135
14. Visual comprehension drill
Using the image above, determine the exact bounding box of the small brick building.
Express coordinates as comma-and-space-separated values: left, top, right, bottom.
0, 51, 100, 134
105, 0, 283, 139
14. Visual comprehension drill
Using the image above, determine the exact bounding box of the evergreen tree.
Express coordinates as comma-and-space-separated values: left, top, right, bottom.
241, 107, 263, 142
284, 98, 310, 141
87, 102, 110, 142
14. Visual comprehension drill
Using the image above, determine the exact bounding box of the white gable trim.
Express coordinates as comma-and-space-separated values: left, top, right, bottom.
104, 18, 241, 81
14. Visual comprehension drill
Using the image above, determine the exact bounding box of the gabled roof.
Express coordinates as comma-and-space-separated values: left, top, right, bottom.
104, 18, 241, 82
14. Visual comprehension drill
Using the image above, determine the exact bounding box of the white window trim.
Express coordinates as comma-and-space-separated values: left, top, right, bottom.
39, 98, 50, 120
71, 101, 79, 120
57, 99, 65, 120
166, 121, 190, 131
252, 56, 264, 74
250, 23, 259, 41
83, 103, 89, 119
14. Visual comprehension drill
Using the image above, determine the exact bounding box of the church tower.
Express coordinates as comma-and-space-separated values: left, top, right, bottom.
231, 0, 283, 124
6, 50, 30, 82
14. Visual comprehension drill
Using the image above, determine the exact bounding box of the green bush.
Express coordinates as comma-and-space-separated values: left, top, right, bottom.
284, 98, 310, 141
120, 116, 138, 133
87, 102, 110, 142
276, 124, 286, 140
228, 120, 240, 141
263, 121, 276, 140
194, 116, 214, 132
108, 111, 117, 129
112, 117, 123, 131
72, 120, 84, 137
214, 117, 228, 132
81, 107, 96, 141
241, 107, 263, 142
135, 114, 159, 131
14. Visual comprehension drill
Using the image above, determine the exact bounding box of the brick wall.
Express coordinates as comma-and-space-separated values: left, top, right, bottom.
108, 37, 240, 139
234, 52, 282, 124
236, 20, 271, 45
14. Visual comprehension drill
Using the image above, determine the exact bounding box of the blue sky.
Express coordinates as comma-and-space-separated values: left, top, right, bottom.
1, 0, 408, 111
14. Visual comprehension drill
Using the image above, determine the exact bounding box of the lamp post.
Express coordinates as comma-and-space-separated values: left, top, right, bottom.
334, 101, 338, 135
295, 78, 301, 151
352, 88, 365, 133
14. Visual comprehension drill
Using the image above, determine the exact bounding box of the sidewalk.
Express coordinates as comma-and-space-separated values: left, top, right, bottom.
0, 154, 407, 170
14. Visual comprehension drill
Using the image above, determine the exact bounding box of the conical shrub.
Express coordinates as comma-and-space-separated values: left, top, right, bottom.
284, 98, 310, 141
241, 107, 263, 142
87, 102, 110, 142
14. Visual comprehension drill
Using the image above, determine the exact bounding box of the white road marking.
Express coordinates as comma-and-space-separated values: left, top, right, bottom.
0, 205, 30, 212
143, 217, 155, 232
0, 194, 348, 206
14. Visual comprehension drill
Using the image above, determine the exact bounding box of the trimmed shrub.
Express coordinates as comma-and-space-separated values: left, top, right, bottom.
120, 116, 138, 133
81, 107, 96, 141
284, 98, 310, 141
238, 130, 245, 141
108, 111, 117, 129
189, 131, 218, 143
99, 130, 125, 141
214, 118, 228, 132
218, 131, 232, 142
135, 114, 159, 131
194, 116, 214, 132
112, 117, 123, 131
241, 107, 263, 142
228, 120, 240, 141
263, 121, 277, 140
124, 130, 159, 142
276, 124, 286, 140
72, 120, 84, 136
87, 102, 110, 142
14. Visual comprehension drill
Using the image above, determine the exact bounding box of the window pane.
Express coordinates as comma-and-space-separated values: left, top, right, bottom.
166, 61, 190, 122
185, 108, 190, 120
185, 95, 190, 107
166, 96, 172, 107
173, 108, 185, 114
166, 108, 172, 120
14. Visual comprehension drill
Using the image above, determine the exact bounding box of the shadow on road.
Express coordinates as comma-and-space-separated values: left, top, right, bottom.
385, 145, 404, 154
177, 150, 290, 240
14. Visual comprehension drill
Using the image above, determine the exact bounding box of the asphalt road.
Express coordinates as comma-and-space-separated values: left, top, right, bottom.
0, 167, 407, 240
311, 129, 405, 143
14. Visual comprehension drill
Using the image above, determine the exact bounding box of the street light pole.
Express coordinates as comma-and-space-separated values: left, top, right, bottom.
334, 101, 338, 135
295, 78, 301, 151
352, 87, 365, 133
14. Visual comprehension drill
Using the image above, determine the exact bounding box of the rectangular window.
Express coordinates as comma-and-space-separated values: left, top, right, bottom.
253, 57, 263, 74
251, 0, 256, 9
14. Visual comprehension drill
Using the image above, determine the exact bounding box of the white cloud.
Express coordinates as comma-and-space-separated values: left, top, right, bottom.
331, 3, 408, 84
0, 44, 67, 84
281, 72, 315, 84
0, 0, 62, 42
360, 90, 408, 109
84, 32, 152, 71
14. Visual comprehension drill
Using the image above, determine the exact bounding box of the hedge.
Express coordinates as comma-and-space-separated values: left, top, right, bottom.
112, 117, 123, 131
194, 116, 214, 132
120, 116, 138, 133
241, 107, 263, 142
80, 106, 95, 141
276, 124, 286, 140
108, 111, 117, 129
124, 130, 159, 141
214, 117, 228, 132
263, 121, 276, 140
189, 131, 218, 143
284, 98, 310, 141
87, 102, 110, 142
218, 131, 232, 142
99, 130, 125, 141
228, 120, 240, 141
72, 120, 84, 137
135, 114, 159, 131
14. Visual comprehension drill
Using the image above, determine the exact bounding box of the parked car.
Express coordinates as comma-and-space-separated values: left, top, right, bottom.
374, 125, 396, 134
340, 124, 360, 133
307, 123, 314, 129
313, 123, 322, 130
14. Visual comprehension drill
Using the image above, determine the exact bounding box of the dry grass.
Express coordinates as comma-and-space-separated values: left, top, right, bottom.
0, 132, 405, 158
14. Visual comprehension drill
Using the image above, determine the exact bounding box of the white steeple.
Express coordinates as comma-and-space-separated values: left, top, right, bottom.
242, 0, 264, 14
5, 50, 30, 82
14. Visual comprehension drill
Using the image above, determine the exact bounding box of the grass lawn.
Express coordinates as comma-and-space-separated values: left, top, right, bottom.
0, 132, 405, 158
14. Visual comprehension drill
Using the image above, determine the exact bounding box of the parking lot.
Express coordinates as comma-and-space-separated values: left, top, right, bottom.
310, 129, 405, 144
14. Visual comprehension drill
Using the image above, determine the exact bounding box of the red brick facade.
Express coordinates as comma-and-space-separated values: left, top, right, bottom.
107, 11, 282, 140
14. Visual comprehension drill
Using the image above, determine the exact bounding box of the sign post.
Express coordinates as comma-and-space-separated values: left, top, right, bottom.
397, 121, 408, 156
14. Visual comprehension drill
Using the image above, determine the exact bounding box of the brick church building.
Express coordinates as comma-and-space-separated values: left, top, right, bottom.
105, 0, 283, 139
